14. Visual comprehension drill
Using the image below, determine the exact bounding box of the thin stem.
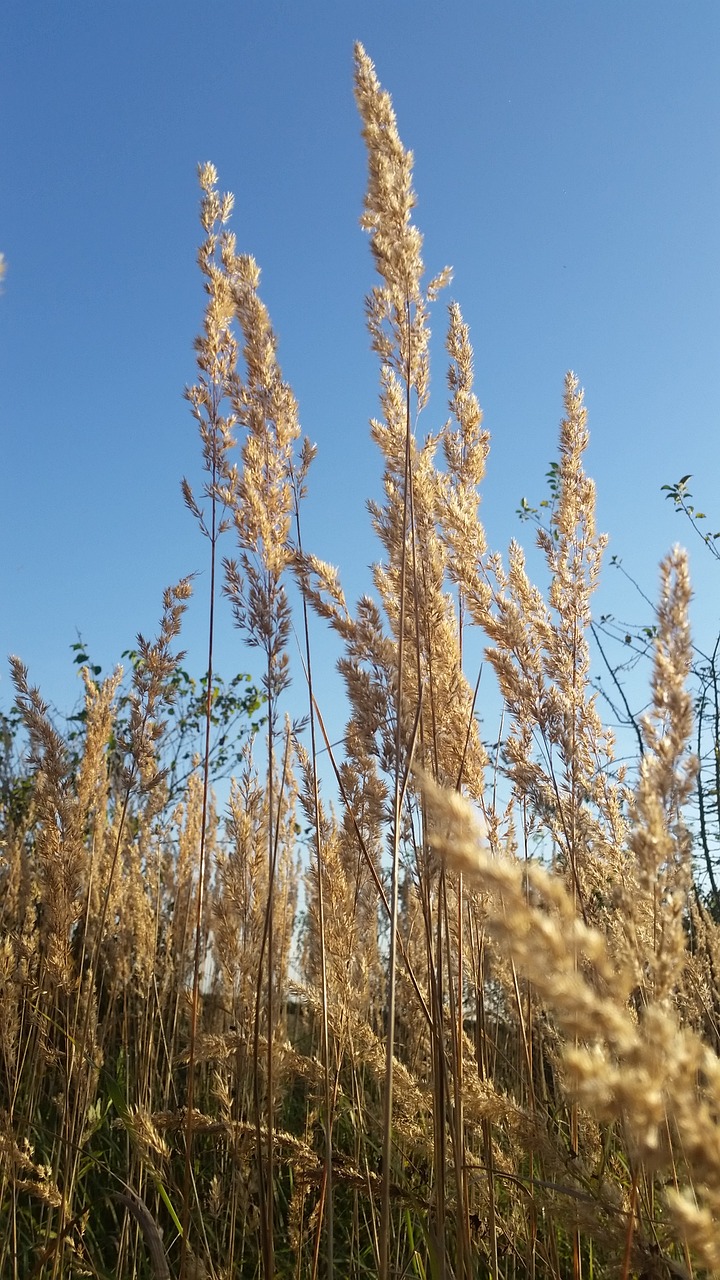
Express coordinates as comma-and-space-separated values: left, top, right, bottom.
590, 621, 644, 759
294, 493, 334, 1280
181, 423, 219, 1277
380, 299, 413, 1280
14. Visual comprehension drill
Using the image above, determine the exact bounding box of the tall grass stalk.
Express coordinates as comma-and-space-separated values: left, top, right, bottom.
291, 459, 335, 1280
180, 161, 239, 1274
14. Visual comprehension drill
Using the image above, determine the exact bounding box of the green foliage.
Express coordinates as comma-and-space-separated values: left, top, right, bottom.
516, 460, 561, 531
0, 643, 265, 859
662, 474, 720, 559
0, 704, 34, 832
65, 639, 266, 804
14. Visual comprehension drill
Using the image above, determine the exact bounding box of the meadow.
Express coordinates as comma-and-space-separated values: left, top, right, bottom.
2, 44, 720, 1280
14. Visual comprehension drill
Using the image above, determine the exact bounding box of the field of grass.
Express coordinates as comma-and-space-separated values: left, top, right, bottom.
2, 44, 720, 1280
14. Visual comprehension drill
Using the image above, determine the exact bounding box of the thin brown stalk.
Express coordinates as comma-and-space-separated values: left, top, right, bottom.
180, 444, 217, 1276
181, 162, 237, 1273
380, 299, 413, 1280
292, 472, 335, 1280
251, 718, 292, 1280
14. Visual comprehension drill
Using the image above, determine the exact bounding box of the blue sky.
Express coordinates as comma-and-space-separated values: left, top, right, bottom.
2, 1, 719, 758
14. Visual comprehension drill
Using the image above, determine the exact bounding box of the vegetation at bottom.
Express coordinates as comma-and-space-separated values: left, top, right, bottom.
3, 42, 720, 1280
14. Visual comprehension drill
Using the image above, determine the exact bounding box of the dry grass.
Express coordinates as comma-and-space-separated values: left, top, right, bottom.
2, 42, 719, 1280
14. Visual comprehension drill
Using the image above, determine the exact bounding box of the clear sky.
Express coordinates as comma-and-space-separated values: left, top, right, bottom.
2, 1, 719, 755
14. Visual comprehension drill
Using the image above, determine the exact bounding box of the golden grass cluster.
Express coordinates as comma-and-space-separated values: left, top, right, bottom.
2, 44, 719, 1280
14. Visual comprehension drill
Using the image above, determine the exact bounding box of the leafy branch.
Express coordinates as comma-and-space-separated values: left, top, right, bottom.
662, 474, 720, 561
65, 641, 266, 804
